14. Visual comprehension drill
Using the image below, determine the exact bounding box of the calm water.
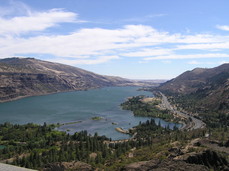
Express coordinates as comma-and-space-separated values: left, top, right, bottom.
0, 87, 180, 140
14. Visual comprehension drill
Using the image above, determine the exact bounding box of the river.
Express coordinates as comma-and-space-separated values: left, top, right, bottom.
0, 87, 180, 140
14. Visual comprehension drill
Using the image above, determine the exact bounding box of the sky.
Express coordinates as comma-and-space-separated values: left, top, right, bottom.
0, 0, 229, 79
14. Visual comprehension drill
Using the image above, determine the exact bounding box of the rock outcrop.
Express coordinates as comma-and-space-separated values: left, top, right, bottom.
123, 150, 229, 171
122, 159, 208, 171
185, 150, 229, 171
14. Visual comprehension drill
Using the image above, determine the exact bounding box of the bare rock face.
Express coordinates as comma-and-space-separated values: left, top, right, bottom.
123, 150, 229, 171
122, 159, 208, 171
0, 57, 132, 102
43, 161, 92, 171
184, 150, 229, 171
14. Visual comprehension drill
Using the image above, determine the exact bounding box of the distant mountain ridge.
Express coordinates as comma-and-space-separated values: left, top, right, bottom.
157, 63, 229, 114
0, 57, 134, 102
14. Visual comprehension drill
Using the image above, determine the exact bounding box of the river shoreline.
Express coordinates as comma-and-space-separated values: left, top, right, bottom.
0, 87, 97, 103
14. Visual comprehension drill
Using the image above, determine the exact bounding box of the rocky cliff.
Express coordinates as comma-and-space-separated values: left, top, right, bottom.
0, 57, 133, 102
185, 150, 229, 170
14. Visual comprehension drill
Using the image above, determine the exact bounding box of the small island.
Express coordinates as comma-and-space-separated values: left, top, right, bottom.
91, 116, 103, 120
56, 121, 82, 127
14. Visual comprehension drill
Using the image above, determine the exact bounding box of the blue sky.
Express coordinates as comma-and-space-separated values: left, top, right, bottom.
1, 0, 229, 79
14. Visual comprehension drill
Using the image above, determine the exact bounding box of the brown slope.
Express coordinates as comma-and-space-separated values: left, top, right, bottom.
0, 57, 132, 102
158, 64, 229, 94
157, 64, 229, 113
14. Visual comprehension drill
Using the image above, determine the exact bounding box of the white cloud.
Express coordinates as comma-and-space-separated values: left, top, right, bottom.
0, 1, 31, 17
162, 60, 172, 64
1, 2, 229, 66
144, 53, 229, 60
0, 25, 174, 60
177, 42, 229, 50
0, 9, 81, 35
216, 25, 229, 31
219, 61, 229, 65
1, 24, 229, 65
122, 48, 172, 57
51, 56, 120, 65
122, 13, 166, 23
146, 14, 167, 18
138, 60, 148, 64
187, 60, 216, 65
187, 60, 201, 65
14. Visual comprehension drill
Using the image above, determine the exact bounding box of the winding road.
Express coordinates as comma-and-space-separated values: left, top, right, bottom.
159, 92, 205, 130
